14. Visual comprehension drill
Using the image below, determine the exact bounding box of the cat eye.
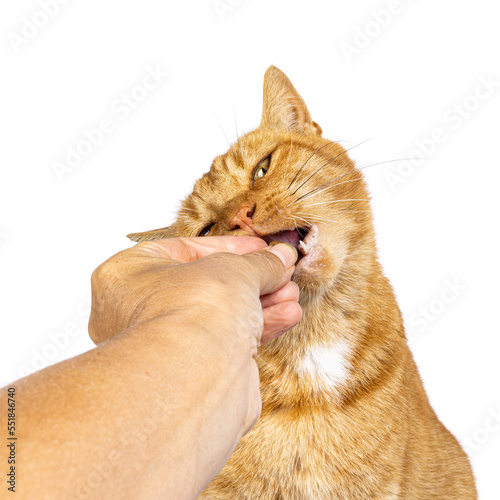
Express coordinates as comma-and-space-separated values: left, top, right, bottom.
252, 156, 271, 181
198, 223, 214, 237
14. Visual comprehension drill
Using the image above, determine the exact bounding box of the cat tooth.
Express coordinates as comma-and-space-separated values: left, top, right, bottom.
298, 240, 310, 255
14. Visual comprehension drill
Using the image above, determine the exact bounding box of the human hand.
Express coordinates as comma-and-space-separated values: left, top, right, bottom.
89, 237, 302, 438
89, 236, 302, 347
9, 239, 301, 500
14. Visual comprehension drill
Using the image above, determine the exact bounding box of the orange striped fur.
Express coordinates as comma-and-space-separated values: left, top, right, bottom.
129, 66, 476, 499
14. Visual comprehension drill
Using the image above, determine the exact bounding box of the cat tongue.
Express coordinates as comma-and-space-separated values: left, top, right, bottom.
263, 230, 300, 249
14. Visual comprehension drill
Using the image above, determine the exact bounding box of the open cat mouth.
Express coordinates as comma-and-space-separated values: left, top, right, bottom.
262, 227, 312, 261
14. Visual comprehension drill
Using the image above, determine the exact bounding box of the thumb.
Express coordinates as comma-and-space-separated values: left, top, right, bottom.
240, 243, 298, 296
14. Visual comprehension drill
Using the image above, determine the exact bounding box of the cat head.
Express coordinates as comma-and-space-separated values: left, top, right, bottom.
129, 66, 375, 295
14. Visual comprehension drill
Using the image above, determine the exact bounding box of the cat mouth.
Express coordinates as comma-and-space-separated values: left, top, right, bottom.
262, 227, 312, 261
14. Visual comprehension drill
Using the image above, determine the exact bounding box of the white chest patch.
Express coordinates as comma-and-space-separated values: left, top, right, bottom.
297, 341, 352, 391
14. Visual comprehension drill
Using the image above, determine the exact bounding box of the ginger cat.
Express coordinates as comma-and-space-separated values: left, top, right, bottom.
129, 66, 477, 499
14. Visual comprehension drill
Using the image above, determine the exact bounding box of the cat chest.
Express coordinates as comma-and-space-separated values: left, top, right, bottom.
231, 408, 360, 499
295, 341, 353, 391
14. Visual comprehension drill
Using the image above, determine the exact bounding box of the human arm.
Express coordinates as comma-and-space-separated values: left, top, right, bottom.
1, 237, 300, 499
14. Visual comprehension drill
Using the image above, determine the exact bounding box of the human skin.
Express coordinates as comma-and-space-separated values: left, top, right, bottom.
0, 237, 301, 499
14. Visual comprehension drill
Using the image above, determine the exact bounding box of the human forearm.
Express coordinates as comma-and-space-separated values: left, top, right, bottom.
11, 312, 255, 499
4, 238, 299, 498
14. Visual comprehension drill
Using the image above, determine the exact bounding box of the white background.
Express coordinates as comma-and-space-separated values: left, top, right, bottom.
1, 0, 499, 497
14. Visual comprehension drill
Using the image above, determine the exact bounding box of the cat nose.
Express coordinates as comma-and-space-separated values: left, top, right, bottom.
229, 204, 257, 234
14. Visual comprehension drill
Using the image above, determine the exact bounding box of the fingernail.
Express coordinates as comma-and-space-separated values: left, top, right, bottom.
266, 242, 298, 268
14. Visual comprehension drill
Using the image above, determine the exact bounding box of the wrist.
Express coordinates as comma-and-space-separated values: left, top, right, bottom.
123, 307, 254, 378
132, 298, 259, 355
116, 312, 257, 495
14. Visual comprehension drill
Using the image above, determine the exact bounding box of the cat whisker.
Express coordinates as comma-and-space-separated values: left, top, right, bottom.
204, 96, 232, 148
284, 215, 301, 230
294, 212, 340, 225
289, 138, 374, 197
282, 133, 294, 189
299, 199, 370, 209
340, 209, 373, 214
286, 209, 341, 227
286, 143, 332, 192
216, 70, 240, 144
302, 217, 338, 226
285, 178, 366, 209
288, 215, 308, 227
236, 134, 250, 162
228, 82, 239, 143
300, 177, 365, 200
292, 158, 425, 204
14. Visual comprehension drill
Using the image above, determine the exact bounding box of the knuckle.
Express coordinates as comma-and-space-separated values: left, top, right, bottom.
90, 256, 124, 294
90, 263, 106, 288
91, 260, 113, 285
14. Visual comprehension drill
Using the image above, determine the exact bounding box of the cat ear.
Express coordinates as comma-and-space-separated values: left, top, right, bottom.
127, 225, 175, 242
260, 66, 322, 136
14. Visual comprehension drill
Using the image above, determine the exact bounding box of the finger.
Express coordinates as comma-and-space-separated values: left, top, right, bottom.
133, 236, 268, 263
240, 243, 298, 297
261, 301, 303, 343
260, 281, 300, 309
